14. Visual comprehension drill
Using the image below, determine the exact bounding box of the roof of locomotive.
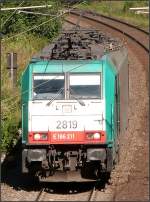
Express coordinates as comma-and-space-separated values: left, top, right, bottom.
27, 46, 127, 74
28, 59, 104, 73
32, 29, 123, 60
23, 30, 127, 75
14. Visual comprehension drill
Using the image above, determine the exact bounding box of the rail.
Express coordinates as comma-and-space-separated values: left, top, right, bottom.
65, 10, 149, 53
35, 188, 45, 201
35, 185, 98, 201
88, 186, 97, 201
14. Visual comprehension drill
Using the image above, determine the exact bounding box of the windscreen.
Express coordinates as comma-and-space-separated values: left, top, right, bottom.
33, 75, 64, 100
69, 74, 101, 99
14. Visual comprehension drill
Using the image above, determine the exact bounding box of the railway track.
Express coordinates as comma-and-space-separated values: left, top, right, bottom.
88, 186, 97, 201
35, 186, 98, 201
65, 9, 149, 53
75, 9, 149, 34
35, 188, 45, 201
34, 178, 110, 201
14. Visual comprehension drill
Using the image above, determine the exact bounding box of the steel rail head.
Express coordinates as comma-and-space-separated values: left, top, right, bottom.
35, 188, 45, 201
89, 186, 97, 201
70, 9, 149, 35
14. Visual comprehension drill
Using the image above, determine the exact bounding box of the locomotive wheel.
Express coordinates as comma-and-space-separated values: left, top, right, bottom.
22, 173, 39, 185
101, 172, 110, 182
81, 162, 101, 180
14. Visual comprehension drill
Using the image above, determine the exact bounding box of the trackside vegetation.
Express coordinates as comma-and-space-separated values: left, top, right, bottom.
1, 0, 62, 152
77, 0, 149, 30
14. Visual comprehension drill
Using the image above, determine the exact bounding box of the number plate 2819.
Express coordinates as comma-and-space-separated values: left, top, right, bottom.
56, 120, 77, 129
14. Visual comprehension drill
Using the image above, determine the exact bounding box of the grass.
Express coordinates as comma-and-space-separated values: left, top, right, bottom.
2, 34, 48, 98
1, 0, 62, 152
1, 34, 48, 152
77, 0, 149, 30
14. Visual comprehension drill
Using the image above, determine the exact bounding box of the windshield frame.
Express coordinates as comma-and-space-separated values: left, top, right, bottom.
32, 72, 102, 101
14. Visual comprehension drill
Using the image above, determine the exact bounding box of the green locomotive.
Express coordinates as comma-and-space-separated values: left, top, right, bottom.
21, 30, 128, 181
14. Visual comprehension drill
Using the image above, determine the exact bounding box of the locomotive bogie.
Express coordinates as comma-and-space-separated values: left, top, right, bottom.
22, 146, 113, 180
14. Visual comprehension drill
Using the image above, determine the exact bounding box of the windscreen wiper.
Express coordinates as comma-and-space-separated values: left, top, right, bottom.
69, 88, 85, 106
46, 88, 64, 106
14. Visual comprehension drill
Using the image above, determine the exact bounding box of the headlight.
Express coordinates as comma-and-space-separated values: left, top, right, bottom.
86, 132, 101, 140
34, 133, 41, 140
33, 133, 48, 141
93, 133, 101, 139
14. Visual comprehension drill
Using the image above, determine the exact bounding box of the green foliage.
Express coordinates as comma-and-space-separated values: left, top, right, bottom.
1, 0, 62, 38
1, 34, 48, 151
78, 0, 149, 29
122, 0, 148, 12
1, 106, 20, 153
1, 0, 63, 152
1, 34, 47, 151
123, 1, 134, 12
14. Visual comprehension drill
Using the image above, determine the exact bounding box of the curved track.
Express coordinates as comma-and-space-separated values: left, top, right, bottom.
78, 10, 149, 34
65, 9, 149, 53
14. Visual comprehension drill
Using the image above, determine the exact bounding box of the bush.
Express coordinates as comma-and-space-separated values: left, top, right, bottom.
1, 0, 62, 39
1, 0, 62, 152
1, 110, 20, 152
1, 34, 49, 152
